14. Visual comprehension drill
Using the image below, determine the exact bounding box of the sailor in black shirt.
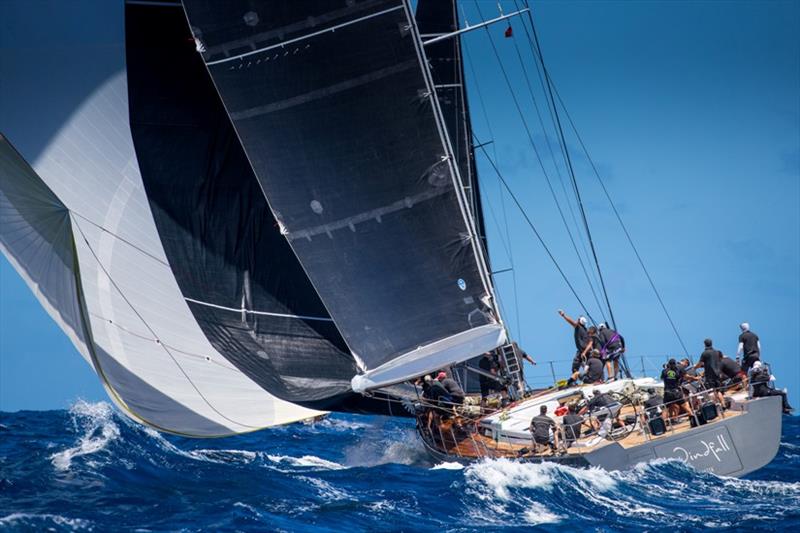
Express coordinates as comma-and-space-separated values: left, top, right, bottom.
437, 371, 465, 405
737, 322, 761, 373
583, 353, 605, 384
661, 359, 695, 420
694, 339, 726, 406
558, 309, 589, 372
719, 356, 746, 389
530, 404, 560, 452
750, 361, 794, 413
597, 323, 625, 380
561, 403, 585, 446
478, 352, 499, 401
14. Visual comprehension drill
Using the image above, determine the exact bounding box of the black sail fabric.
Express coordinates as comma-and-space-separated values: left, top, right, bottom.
182, 0, 505, 391
125, 3, 357, 403
415, 0, 488, 250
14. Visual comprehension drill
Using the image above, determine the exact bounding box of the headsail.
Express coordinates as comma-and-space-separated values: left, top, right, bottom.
125, 2, 356, 404
0, 1, 323, 435
182, 0, 506, 392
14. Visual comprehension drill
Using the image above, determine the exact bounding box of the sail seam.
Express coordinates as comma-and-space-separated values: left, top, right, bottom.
200, 0, 389, 59
284, 187, 448, 241
184, 296, 334, 322
230, 60, 416, 120
206, 4, 404, 66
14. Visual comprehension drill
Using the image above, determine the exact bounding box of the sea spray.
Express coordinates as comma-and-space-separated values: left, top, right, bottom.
1, 401, 798, 531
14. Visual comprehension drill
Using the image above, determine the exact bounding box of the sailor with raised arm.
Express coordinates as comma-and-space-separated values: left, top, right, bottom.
598, 323, 625, 381
737, 322, 761, 373
558, 309, 589, 385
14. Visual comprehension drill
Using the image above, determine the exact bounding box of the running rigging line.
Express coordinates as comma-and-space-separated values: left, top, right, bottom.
521, 4, 618, 331
464, 45, 521, 341
472, 1, 610, 324
473, 133, 597, 323
509, 0, 608, 319
504, 9, 609, 325
517, 0, 689, 355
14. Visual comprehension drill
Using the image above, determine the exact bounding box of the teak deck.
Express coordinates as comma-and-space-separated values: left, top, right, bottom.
422, 395, 743, 460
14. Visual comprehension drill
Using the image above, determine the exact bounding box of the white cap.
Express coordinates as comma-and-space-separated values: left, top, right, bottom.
752, 360, 762, 370
578, 316, 588, 326
740, 322, 750, 332
598, 323, 607, 330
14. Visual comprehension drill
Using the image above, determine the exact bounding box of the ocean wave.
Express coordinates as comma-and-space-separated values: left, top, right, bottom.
1, 402, 798, 531
49, 400, 120, 472
431, 461, 464, 470
0, 512, 92, 529
266, 454, 346, 471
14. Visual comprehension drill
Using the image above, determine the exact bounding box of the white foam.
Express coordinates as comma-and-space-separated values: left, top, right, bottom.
0, 513, 91, 529
50, 401, 120, 472
431, 462, 464, 471
464, 459, 557, 500
523, 502, 562, 525
299, 476, 352, 502
266, 454, 345, 470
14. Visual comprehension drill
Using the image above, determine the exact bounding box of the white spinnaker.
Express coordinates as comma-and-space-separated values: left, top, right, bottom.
0, 1, 321, 435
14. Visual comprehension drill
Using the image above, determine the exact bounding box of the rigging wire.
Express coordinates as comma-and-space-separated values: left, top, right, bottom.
504, 10, 609, 325
517, 0, 689, 355
473, 133, 596, 323
472, 1, 606, 324
510, 0, 608, 319
521, 4, 618, 331
551, 83, 691, 356
464, 45, 522, 340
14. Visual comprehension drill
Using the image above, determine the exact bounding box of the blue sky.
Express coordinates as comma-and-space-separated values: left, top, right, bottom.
1, 0, 798, 411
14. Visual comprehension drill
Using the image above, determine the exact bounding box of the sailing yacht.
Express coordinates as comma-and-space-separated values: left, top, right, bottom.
0, 0, 783, 476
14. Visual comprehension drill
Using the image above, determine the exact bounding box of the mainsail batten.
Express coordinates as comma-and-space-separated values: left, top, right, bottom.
182, 0, 506, 391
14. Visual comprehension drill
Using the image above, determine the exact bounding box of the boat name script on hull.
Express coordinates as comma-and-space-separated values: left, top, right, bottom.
653, 426, 743, 475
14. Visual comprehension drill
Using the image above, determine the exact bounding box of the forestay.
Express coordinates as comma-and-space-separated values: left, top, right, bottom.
182, 0, 506, 392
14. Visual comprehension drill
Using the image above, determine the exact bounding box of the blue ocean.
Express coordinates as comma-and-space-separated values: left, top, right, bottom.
0, 401, 798, 531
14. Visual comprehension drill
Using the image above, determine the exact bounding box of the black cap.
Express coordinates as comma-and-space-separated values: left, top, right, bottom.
704, 338, 713, 347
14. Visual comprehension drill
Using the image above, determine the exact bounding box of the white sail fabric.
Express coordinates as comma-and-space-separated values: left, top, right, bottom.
0, 0, 320, 435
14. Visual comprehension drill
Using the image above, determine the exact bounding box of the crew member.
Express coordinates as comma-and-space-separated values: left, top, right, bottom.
530, 404, 560, 453
428, 375, 452, 408
583, 351, 605, 384
737, 323, 761, 373
643, 388, 666, 424
478, 352, 499, 405
580, 388, 620, 432
661, 358, 694, 421
437, 371, 465, 405
719, 355, 747, 391
558, 310, 589, 385
694, 339, 726, 407
597, 323, 625, 381
561, 403, 585, 447
750, 361, 794, 414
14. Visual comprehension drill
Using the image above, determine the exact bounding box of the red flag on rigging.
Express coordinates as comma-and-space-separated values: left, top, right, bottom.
504, 25, 513, 38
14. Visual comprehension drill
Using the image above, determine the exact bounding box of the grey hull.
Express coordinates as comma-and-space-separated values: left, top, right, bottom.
420, 396, 783, 477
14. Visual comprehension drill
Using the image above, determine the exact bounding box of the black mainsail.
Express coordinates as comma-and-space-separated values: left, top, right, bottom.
182, 0, 506, 392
